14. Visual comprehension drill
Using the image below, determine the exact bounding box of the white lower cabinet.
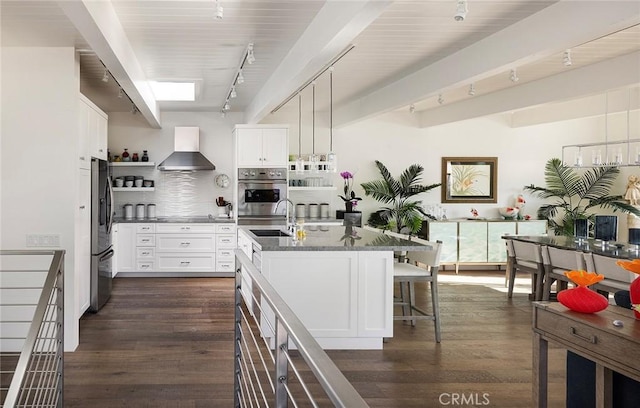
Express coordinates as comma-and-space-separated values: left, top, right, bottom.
113, 223, 136, 274
114, 222, 235, 276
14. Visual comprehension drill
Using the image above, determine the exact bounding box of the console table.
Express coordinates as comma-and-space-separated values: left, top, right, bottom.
532, 302, 640, 408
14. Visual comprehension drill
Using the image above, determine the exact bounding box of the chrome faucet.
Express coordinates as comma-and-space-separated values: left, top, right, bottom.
275, 198, 296, 234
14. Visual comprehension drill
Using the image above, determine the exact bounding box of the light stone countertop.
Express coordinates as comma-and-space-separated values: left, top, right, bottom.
114, 216, 235, 224
240, 225, 431, 252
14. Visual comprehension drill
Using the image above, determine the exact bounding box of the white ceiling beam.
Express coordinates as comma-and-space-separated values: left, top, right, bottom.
416, 51, 640, 128
334, 0, 640, 128
57, 0, 161, 128
244, 0, 393, 124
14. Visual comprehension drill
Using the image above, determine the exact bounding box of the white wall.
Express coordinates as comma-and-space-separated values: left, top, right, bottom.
108, 111, 242, 218
1, 47, 80, 350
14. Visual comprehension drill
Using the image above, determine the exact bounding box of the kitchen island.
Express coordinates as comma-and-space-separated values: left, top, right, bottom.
237, 225, 432, 350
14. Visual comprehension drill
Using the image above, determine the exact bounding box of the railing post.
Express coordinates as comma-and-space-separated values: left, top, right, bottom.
57, 259, 64, 407
234, 265, 242, 408
275, 318, 288, 408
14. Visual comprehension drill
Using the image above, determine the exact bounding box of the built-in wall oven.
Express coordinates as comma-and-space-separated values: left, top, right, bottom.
237, 167, 287, 225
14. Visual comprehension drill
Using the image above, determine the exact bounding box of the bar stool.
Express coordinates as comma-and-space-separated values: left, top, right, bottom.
541, 246, 586, 301
505, 239, 545, 300
393, 238, 443, 342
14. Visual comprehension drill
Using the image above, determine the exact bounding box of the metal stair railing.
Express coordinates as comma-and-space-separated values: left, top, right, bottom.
0, 250, 65, 408
234, 249, 369, 408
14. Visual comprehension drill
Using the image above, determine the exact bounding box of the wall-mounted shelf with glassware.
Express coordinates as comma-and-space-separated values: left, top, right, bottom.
109, 162, 156, 167
288, 161, 335, 191
113, 187, 155, 192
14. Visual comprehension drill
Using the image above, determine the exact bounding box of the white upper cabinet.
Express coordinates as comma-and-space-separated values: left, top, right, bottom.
235, 126, 288, 167
79, 94, 108, 165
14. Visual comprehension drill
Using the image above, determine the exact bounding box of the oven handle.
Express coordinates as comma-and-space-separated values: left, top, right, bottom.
238, 180, 287, 185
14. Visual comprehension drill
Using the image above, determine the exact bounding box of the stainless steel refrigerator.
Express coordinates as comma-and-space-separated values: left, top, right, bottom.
89, 158, 114, 312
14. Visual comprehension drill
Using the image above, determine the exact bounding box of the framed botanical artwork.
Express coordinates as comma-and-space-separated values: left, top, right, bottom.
441, 157, 498, 203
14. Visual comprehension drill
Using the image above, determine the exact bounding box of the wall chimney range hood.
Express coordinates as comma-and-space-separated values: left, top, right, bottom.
158, 127, 215, 171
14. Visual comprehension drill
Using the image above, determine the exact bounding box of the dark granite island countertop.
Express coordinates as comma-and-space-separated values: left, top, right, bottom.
239, 225, 430, 251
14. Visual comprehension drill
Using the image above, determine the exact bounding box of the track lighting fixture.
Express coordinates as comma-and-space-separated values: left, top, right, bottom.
438, 94, 444, 105
246, 43, 255, 65
221, 43, 255, 113
101, 69, 109, 83
220, 111, 226, 118
510, 68, 519, 83
468, 83, 475, 96
409, 104, 416, 114
454, 0, 468, 21
215, 0, 223, 20
563, 49, 572, 67
118, 88, 124, 98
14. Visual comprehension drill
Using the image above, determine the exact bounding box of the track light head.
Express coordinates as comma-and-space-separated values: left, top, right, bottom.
215, 0, 223, 20
409, 104, 416, 114
220, 111, 226, 118
454, 0, 468, 21
246, 43, 255, 64
118, 88, 124, 98
437, 94, 444, 105
101, 69, 109, 83
230, 87, 237, 98
224, 101, 231, 111
510, 68, 519, 83
563, 49, 572, 67
237, 71, 244, 84
468, 83, 476, 96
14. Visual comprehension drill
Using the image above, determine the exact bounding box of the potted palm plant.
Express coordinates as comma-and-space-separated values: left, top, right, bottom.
524, 158, 640, 236
361, 160, 441, 234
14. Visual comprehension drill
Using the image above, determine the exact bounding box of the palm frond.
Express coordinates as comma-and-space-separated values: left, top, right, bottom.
398, 164, 424, 193
544, 158, 581, 196
579, 166, 620, 200
374, 160, 400, 194
360, 180, 395, 204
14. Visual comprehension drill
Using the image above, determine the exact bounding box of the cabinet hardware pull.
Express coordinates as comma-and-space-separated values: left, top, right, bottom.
80, 156, 86, 160
79, 205, 86, 209
181, 242, 191, 245
570, 327, 597, 344
180, 261, 190, 265
142, 239, 149, 242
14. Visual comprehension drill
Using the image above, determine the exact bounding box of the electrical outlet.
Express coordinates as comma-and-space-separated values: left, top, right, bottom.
25, 234, 61, 247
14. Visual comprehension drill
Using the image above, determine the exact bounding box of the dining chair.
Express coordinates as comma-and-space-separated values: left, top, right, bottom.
541, 245, 586, 301
393, 238, 443, 342
505, 239, 545, 300
583, 252, 635, 297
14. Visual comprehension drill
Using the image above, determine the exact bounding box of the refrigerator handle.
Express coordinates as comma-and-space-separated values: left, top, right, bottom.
106, 176, 114, 234
99, 248, 115, 262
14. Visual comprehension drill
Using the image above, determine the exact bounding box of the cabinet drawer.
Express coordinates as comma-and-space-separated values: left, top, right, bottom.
136, 224, 156, 233
136, 247, 155, 259
217, 248, 235, 260
156, 224, 216, 234
157, 254, 216, 271
216, 260, 235, 272
535, 309, 640, 366
156, 235, 215, 252
216, 234, 236, 248
137, 261, 155, 272
136, 234, 156, 247
216, 224, 236, 234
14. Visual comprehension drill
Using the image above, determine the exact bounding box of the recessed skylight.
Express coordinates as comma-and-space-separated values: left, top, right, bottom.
149, 81, 195, 101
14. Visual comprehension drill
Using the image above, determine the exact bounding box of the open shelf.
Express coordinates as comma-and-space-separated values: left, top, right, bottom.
113, 187, 155, 192
110, 162, 156, 167
288, 186, 336, 191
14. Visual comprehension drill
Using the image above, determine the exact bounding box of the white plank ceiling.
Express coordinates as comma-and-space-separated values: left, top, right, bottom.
2, 0, 639, 128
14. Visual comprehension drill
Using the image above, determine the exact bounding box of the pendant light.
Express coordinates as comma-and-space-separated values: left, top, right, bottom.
326, 66, 337, 172
295, 93, 304, 173
309, 81, 319, 172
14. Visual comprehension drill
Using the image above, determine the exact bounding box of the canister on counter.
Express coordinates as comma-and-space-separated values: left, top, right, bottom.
308, 203, 319, 218
147, 204, 156, 219
295, 203, 306, 219
320, 203, 330, 218
136, 204, 146, 220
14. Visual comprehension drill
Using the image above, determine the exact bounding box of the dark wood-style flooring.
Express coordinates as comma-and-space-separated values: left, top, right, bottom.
63, 273, 566, 407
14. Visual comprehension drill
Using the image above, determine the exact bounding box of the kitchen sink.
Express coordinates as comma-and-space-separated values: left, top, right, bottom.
250, 229, 291, 237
